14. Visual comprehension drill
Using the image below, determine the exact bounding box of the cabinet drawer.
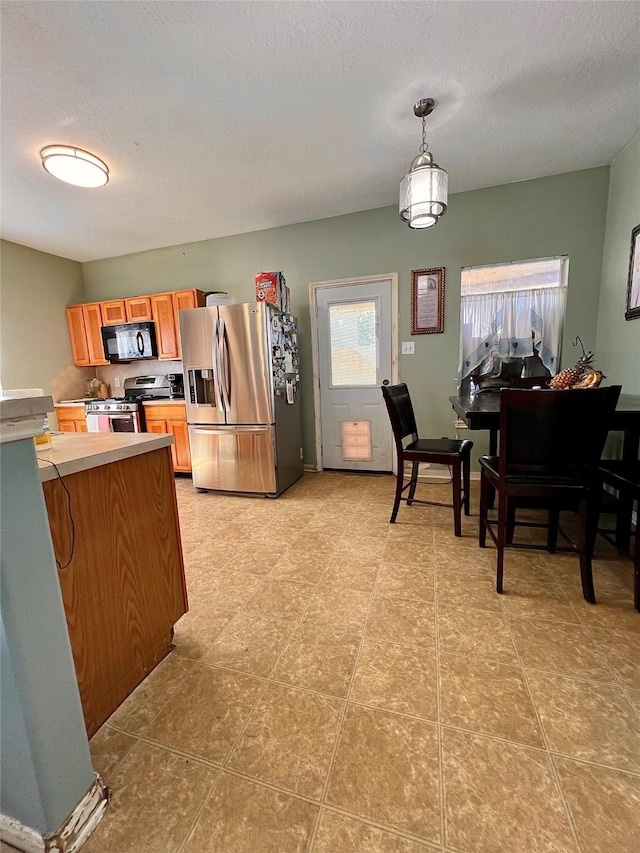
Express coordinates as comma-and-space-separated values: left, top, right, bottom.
142, 403, 187, 422
101, 300, 127, 325
126, 297, 153, 322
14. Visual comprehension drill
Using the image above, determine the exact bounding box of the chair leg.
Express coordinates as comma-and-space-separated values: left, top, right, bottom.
390, 464, 405, 524
547, 507, 560, 553
506, 500, 516, 544
633, 509, 639, 612
578, 497, 596, 605
452, 459, 462, 537
479, 469, 489, 547
407, 461, 419, 505
463, 452, 471, 516
496, 488, 507, 594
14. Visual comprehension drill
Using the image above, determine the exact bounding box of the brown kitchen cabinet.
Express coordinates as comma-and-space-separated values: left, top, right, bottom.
151, 292, 179, 359
66, 306, 91, 366
126, 296, 153, 322
173, 289, 206, 358
100, 300, 127, 325
55, 405, 88, 432
42, 444, 187, 736
143, 402, 191, 472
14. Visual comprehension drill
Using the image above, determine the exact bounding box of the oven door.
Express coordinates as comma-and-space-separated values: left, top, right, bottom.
86, 412, 140, 433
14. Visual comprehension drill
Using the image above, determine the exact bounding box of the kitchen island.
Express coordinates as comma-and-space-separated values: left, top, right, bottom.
38, 433, 188, 737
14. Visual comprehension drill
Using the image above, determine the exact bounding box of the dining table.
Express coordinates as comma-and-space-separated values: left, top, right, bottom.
449, 390, 640, 548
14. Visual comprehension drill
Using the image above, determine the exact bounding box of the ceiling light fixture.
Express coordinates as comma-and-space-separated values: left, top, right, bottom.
40, 145, 109, 188
399, 98, 447, 229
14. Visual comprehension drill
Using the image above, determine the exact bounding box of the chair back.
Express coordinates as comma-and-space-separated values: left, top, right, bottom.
381, 384, 418, 455
498, 386, 622, 480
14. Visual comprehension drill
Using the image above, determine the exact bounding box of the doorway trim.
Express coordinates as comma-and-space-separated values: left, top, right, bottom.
309, 273, 399, 472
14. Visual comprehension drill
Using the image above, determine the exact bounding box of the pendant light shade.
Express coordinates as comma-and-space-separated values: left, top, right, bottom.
399, 99, 447, 229
40, 145, 109, 188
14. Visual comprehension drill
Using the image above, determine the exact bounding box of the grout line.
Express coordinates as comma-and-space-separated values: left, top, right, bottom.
502, 605, 583, 853
306, 553, 382, 852
433, 570, 447, 850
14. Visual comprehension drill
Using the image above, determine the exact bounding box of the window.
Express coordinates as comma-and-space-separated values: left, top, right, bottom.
458, 257, 568, 390
329, 300, 378, 387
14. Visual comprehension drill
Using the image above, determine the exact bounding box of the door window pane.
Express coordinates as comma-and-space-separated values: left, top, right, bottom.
329, 301, 377, 386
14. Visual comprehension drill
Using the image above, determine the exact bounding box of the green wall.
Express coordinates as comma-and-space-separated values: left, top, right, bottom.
596, 133, 640, 393
83, 167, 610, 465
0, 240, 87, 399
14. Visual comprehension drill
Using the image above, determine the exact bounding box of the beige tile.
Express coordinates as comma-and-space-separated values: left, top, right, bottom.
303, 587, 372, 634
439, 653, 543, 746
272, 624, 359, 697
89, 725, 137, 779
185, 568, 262, 608
334, 535, 386, 560
526, 671, 640, 772
441, 728, 576, 853
572, 596, 640, 633
588, 626, 640, 690
146, 665, 263, 763
108, 653, 195, 735
376, 563, 435, 602
82, 741, 217, 853
627, 687, 640, 711
313, 809, 430, 853
228, 683, 342, 798
290, 531, 337, 554
437, 604, 518, 663
320, 557, 380, 591
272, 550, 329, 583
232, 546, 281, 575
432, 547, 494, 574
172, 603, 235, 660
326, 704, 440, 841
499, 575, 580, 624
204, 613, 294, 677
509, 618, 613, 681
382, 541, 434, 567
244, 578, 315, 620
435, 565, 503, 612
554, 757, 640, 853
350, 639, 437, 721
186, 772, 318, 853
366, 596, 435, 648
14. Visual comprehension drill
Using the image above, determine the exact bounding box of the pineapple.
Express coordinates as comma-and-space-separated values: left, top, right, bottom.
550, 339, 595, 389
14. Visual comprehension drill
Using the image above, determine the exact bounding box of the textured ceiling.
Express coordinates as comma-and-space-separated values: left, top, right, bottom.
1, 1, 639, 262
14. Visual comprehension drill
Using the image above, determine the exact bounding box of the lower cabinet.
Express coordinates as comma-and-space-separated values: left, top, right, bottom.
55, 405, 88, 432
143, 403, 191, 472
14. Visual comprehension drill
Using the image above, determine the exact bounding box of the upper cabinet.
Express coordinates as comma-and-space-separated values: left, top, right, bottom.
66, 303, 108, 366
125, 297, 153, 322
66, 289, 206, 366
101, 300, 127, 325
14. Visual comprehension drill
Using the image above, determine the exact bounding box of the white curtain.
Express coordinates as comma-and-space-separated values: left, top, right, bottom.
458, 285, 567, 382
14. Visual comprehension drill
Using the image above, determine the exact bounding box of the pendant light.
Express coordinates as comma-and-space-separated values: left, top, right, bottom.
40, 145, 109, 188
399, 98, 447, 229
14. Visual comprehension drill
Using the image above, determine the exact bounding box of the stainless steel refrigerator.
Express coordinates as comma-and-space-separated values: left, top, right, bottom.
179, 302, 303, 496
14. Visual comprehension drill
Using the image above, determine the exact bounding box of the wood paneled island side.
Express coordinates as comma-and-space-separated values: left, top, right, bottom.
38, 433, 188, 737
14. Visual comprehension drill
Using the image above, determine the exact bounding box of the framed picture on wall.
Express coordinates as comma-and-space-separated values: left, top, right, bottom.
625, 224, 640, 320
411, 267, 445, 334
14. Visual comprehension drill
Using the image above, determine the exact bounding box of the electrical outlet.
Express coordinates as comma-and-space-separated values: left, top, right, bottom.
401, 341, 415, 355
114, 377, 121, 388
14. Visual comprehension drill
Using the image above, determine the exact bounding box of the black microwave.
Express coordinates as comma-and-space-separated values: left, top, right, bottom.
101, 322, 158, 363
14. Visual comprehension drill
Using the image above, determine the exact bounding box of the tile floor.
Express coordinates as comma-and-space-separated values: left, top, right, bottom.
79, 472, 639, 853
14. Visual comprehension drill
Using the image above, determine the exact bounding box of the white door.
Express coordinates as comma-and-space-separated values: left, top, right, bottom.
315, 279, 395, 471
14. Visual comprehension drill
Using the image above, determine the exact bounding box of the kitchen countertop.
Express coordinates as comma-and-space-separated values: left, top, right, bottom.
142, 398, 186, 405
36, 432, 173, 482
55, 398, 96, 406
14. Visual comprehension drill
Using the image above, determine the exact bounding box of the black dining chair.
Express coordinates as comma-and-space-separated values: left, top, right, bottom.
381, 384, 473, 535
479, 386, 622, 604
598, 460, 640, 612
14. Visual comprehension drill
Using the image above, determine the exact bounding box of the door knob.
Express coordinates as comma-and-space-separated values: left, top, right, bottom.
382, 379, 390, 386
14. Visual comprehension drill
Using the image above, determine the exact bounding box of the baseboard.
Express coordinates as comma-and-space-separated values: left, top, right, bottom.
1, 774, 108, 853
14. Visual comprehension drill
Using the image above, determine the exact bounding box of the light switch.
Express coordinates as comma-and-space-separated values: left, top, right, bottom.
401, 341, 415, 355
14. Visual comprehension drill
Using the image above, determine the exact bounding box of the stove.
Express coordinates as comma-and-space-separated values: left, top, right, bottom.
85, 376, 172, 432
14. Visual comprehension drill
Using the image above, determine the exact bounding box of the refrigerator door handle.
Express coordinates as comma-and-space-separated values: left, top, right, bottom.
212, 317, 225, 415
217, 317, 231, 412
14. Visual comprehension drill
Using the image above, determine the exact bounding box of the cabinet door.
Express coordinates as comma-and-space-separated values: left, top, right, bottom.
66, 306, 90, 366
75, 419, 88, 433
126, 297, 153, 322
82, 303, 108, 365
145, 418, 168, 434
58, 420, 77, 432
101, 300, 127, 325
173, 290, 205, 358
151, 293, 178, 360
168, 418, 191, 472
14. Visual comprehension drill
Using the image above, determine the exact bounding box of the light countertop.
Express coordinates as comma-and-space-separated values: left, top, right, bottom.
55, 399, 95, 407
142, 399, 186, 406
37, 432, 173, 482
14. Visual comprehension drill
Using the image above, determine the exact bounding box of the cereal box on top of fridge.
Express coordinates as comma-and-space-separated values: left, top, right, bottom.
255, 272, 286, 309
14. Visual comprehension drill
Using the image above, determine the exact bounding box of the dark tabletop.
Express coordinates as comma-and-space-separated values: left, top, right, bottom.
450, 392, 640, 432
